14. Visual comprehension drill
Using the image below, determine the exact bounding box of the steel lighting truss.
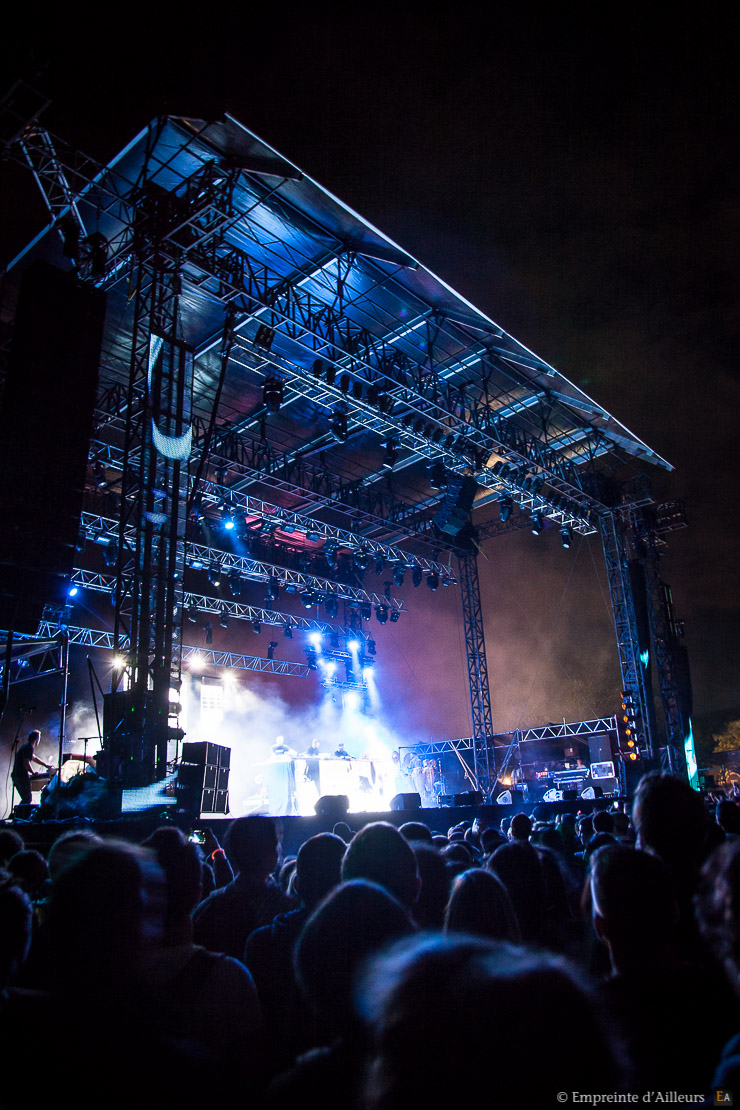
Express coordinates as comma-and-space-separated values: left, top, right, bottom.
2, 101, 686, 787
77, 512, 406, 616
600, 512, 658, 762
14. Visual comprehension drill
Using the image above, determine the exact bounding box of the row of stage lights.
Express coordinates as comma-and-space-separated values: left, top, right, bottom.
262, 363, 468, 452
496, 495, 575, 548
194, 510, 454, 603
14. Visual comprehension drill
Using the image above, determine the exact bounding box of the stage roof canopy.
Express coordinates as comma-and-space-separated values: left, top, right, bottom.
7, 111, 671, 553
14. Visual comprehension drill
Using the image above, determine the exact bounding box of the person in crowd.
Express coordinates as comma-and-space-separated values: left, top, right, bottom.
0, 829, 24, 867
593, 842, 735, 1092
341, 821, 420, 911
140, 827, 262, 1083
487, 839, 547, 944
192, 816, 295, 958
444, 867, 521, 942
266, 879, 415, 1109
716, 798, 740, 839
410, 842, 451, 929
244, 832, 346, 1074
357, 933, 627, 1108
508, 812, 532, 842
332, 821, 354, 843
0, 839, 214, 1107
0, 870, 33, 1003
479, 826, 506, 856
5, 849, 49, 903
398, 820, 433, 844
631, 771, 722, 961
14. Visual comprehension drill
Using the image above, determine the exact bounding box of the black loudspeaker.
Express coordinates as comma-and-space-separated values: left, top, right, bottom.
390, 792, 422, 812
454, 791, 483, 806
177, 741, 230, 815
588, 733, 613, 765
433, 475, 478, 537
182, 741, 230, 768
562, 788, 578, 801
315, 794, 350, 819
0, 262, 106, 632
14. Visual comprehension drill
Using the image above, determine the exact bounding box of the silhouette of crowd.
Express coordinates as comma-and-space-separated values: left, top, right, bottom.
2, 771, 740, 1107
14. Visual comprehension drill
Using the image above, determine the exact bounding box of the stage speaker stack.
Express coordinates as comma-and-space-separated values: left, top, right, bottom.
433, 475, 478, 537
314, 794, 350, 819
0, 262, 106, 633
390, 792, 421, 812
176, 741, 230, 815
454, 791, 483, 807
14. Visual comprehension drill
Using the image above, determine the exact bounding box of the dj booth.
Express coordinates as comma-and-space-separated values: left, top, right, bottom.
252, 755, 387, 816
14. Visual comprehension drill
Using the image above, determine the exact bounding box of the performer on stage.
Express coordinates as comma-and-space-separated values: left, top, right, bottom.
303, 738, 322, 793
265, 737, 297, 815
12, 730, 52, 806
334, 741, 352, 759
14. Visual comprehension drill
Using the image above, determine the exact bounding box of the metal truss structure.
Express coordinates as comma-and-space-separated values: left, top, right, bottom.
0, 93, 690, 789
516, 716, 618, 743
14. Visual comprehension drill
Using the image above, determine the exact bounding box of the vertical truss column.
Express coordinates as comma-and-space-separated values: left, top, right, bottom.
458, 548, 495, 797
113, 241, 191, 783
641, 536, 691, 779
600, 511, 657, 762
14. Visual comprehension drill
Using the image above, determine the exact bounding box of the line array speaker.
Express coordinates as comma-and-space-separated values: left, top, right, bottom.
0, 262, 106, 633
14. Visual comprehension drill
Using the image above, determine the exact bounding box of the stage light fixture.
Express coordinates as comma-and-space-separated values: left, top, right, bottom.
560, 526, 573, 549
324, 543, 339, 570
375, 556, 385, 575
93, 459, 107, 488
429, 462, 447, 490
301, 589, 315, 610
219, 607, 229, 629
389, 610, 400, 623
360, 602, 372, 621
204, 623, 213, 645
392, 565, 405, 588
255, 325, 275, 351
325, 594, 339, 619
347, 638, 360, 651
267, 576, 280, 600
67, 584, 79, 598
426, 571, 439, 591
354, 548, 370, 572
262, 375, 284, 413
376, 604, 388, 625
283, 624, 293, 639
411, 565, 423, 588
499, 497, 513, 523
366, 638, 376, 656
329, 409, 348, 442
252, 619, 261, 634
339, 373, 351, 393
267, 641, 278, 660
207, 563, 222, 588
187, 606, 198, 622
382, 440, 398, 469
305, 647, 318, 669
229, 573, 243, 598
531, 512, 543, 535
103, 543, 118, 568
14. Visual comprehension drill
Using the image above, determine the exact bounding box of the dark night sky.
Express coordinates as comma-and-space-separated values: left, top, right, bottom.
2, 9, 739, 750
